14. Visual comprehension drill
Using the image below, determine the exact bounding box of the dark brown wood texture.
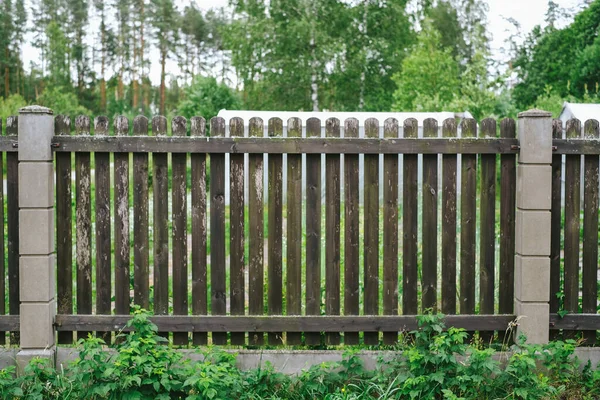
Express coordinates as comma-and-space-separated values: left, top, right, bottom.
344, 118, 360, 345
75, 116, 92, 340
286, 118, 302, 345
133, 116, 149, 311
305, 118, 322, 346
364, 118, 379, 345
56, 115, 73, 344
582, 119, 598, 344
0, 120, 4, 345
460, 119, 477, 315
6, 116, 18, 344
210, 117, 227, 345
402, 118, 418, 316
422, 119, 438, 312
171, 116, 188, 345
114, 116, 130, 318
550, 120, 563, 325
229, 117, 246, 346
190, 117, 208, 345
383, 118, 399, 345
248, 118, 265, 346
441, 119, 457, 315
325, 118, 341, 345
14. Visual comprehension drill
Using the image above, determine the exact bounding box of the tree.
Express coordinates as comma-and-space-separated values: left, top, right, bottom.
176, 76, 241, 122
150, 0, 179, 115
392, 20, 459, 111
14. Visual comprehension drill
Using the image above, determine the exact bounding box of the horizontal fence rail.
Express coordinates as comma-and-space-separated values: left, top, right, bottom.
51, 136, 521, 154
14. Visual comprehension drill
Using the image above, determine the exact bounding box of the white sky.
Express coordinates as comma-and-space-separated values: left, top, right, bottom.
21, 0, 586, 85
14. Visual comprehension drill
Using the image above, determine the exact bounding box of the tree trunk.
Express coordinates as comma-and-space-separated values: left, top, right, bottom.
160, 48, 166, 115
4, 47, 10, 97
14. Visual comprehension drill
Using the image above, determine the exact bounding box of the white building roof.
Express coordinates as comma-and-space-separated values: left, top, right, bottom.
216, 110, 471, 127
559, 102, 600, 123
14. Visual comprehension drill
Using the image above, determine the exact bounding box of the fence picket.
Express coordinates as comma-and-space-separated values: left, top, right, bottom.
152, 116, 169, 338
550, 119, 563, 341
0, 119, 4, 345
114, 116, 130, 320
499, 118, 516, 317
422, 118, 438, 312
582, 119, 598, 345
94, 116, 111, 342
564, 119, 581, 335
306, 117, 322, 346
480, 118, 497, 343
364, 118, 379, 345
210, 117, 227, 345
133, 116, 149, 311
191, 117, 208, 345
326, 118, 341, 345
402, 118, 418, 317
75, 116, 92, 340
230, 117, 246, 346
460, 119, 477, 315
248, 118, 265, 346
441, 118, 457, 315
344, 118, 360, 345
56, 116, 73, 344
383, 118, 399, 345
286, 117, 302, 345
172, 116, 188, 345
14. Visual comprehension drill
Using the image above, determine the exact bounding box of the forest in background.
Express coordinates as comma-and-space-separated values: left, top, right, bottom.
0, 0, 599, 123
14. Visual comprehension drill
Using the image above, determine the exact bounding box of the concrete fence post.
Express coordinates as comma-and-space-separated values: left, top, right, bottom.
514, 109, 553, 344
15, 106, 56, 372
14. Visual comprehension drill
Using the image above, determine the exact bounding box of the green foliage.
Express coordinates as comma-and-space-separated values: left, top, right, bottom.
37, 86, 90, 117
0, 93, 27, 121
392, 20, 460, 112
3, 309, 600, 399
177, 76, 241, 122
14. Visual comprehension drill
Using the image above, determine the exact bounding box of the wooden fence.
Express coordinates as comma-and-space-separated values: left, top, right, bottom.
0, 110, 599, 348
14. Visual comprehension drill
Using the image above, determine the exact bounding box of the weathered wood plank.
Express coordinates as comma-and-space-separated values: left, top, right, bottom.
0, 136, 17, 152
364, 118, 380, 345
305, 118, 322, 346
499, 118, 516, 316
582, 119, 599, 345
551, 139, 600, 154
441, 118, 457, 315
286, 118, 302, 346
402, 118, 419, 317
325, 118, 341, 346
383, 118, 399, 345
6, 116, 18, 344
114, 116, 130, 319
479, 119, 497, 340
210, 117, 227, 345
56, 115, 73, 345
55, 314, 517, 333
133, 116, 150, 311
75, 116, 92, 341
152, 116, 169, 338
94, 116, 111, 342
422, 119, 438, 312
564, 119, 581, 327
550, 120, 563, 342
344, 118, 360, 346
52, 136, 520, 154
550, 314, 600, 330
172, 116, 188, 346
0, 315, 19, 331
268, 118, 284, 346
460, 119, 477, 315
190, 117, 208, 345
229, 117, 245, 346
248, 118, 265, 346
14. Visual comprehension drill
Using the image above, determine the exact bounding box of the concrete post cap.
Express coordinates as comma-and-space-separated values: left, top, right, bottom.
518, 109, 552, 118
19, 105, 53, 115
